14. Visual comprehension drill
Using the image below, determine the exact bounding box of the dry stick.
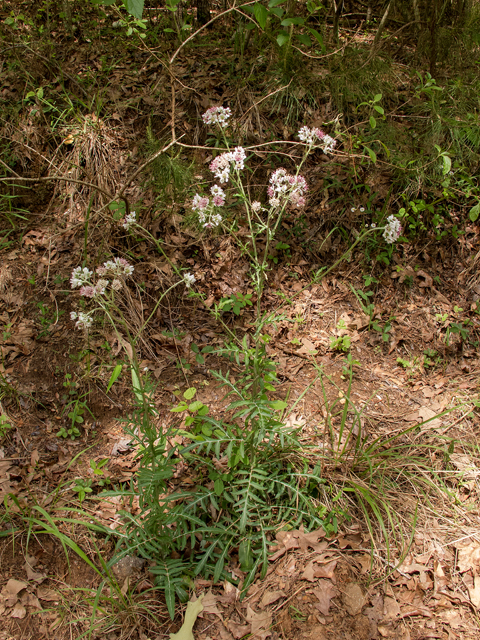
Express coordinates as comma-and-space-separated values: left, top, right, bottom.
0, 157, 20, 178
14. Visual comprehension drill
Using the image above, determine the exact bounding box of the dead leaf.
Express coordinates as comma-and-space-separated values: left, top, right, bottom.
25, 555, 45, 582
260, 590, 285, 608
227, 621, 251, 639
2, 579, 27, 598
199, 589, 223, 620
417, 407, 443, 430
36, 586, 59, 602
456, 541, 480, 573
246, 605, 272, 636
468, 575, 480, 609
417, 270, 433, 287
20, 591, 42, 609
343, 582, 366, 616
297, 338, 318, 356
382, 596, 401, 621
313, 580, 337, 615
10, 602, 26, 619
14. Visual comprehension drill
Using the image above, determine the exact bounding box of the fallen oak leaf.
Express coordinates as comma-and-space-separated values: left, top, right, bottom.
198, 589, 223, 620
246, 605, 272, 637
227, 621, 251, 639
313, 580, 337, 615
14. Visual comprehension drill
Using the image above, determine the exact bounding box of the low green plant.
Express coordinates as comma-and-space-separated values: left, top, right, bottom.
57, 374, 93, 440
217, 292, 253, 316
36, 301, 65, 338
0, 413, 13, 438
330, 334, 351, 352
71, 478, 93, 503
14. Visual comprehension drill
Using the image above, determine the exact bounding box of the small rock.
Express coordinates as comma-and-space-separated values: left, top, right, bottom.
111, 556, 145, 580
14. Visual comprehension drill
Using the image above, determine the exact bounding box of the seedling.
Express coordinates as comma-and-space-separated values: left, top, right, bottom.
330, 335, 351, 352
71, 478, 93, 503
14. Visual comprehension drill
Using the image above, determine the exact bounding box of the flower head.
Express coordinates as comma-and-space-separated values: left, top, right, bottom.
70, 311, 93, 330
202, 106, 232, 128
183, 272, 196, 288
322, 134, 337, 155
100, 257, 134, 277
112, 279, 122, 291
383, 215, 402, 244
70, 266, 93, 289
122, 211, 137, 230
268, 168, 308, 208
192, 194, 210, 212
209, 148, 246, 183
298, 126, 325, 145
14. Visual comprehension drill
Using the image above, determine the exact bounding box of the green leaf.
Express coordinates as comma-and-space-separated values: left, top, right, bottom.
188, 401, 204, 412
106, 364, 123, 393
369, 115, 376, 129
296, 33, 312, 46
195, 354, 205, 365
269, 7, 284, 17
183, 387, 197, 400
469, 203, 480, 222
442, 155, 451, 175
281, 17, 305, 26
373, 93, 382, 102
307, 27, 324, 51
254, 2, 268, 29
373, 104, 384, 115
124, 0, 144, 18
270, 400, 288, 411
277, 31, 289, 46
268, 0, 285, 6
171, 402, 188, 413
214, 478, 224, 496
191, 344, 200, 354
364, 146, 377, 164
239, 539, 254, 571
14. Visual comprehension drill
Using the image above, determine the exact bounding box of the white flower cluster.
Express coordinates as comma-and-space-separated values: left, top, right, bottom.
122, 210, 137, 230
70, 258, 135, 327
70, 311, 93, 330
383, 215, 402, 244
298, 126, 337, 154
298, 126, 325, 145
97, 257, 134, 277
70, 266, 93, 288
209, 147, 246, 184
192, 184, 226, 228
268, 168, 308, 209
322, 135, 337, 154
183, 272, 196, 288
202, 106, 232, 128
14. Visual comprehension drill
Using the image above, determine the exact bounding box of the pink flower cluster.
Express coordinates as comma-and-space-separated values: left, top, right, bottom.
202, 106, 231, 128
209, 147, 246, 183
298, 126, 337, 154
80, 279, 108, 298
192, 185, 225, 228
268, 168, 308, 209
298, 126, 325, 145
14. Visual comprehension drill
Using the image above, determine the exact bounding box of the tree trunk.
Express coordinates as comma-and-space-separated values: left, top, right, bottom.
196, 0, 211, 26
